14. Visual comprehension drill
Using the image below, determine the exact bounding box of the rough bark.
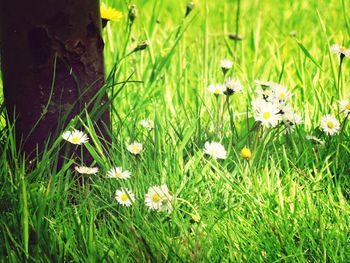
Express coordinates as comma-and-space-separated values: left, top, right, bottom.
0, 0, 110, 162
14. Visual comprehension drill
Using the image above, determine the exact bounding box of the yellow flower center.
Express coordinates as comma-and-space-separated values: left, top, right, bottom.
240, 147, 252, 159
211, 149, 219, 155
152, 193, 160, 202
346, 103, 350, 110
279, 93, 286, 99
130, 145, 141, 154
327, 121, 334, 129
340, 47, 346, 52
120, 193, 129, 201
71, 136, 79, 143
214, 89, 220, 94
115, 171, 123, 178
263, 112, 271, 120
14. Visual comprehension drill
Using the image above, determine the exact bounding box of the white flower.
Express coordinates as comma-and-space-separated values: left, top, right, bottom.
339, 100, 350, 115
115, 188, 135, 207
255, 80, 273, 87
208, 84, 225, 95
224, 78, 243, 95
62, 129, 89, 145
320, 115, 340, 135
255, 81, 291, 103
140, 119, 154, 130
306, 135, 325, 145
106, 167, 131, 180
331, 44, 350, 57
270, 84, 291, 102
283, 110, 302, 126
220, 59, 233, 70
145, 185, 173, 212
127, 141, 143, 155
74, 166, 99, 175
252, 100, 281, 128
282, 108, 302, 133
203, 141, 227, 159
256, 89, 274, 102
278, 103, 292, 114
251, 98, 266, 110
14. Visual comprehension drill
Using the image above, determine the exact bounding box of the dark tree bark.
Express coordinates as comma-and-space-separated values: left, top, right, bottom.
0, 0, 110, 162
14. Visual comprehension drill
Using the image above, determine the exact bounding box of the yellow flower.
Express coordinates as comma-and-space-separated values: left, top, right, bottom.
240, 147, 252, 160
100, 4, 123, 22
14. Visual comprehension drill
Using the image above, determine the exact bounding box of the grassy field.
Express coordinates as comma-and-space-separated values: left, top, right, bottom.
1, 0, 350, 261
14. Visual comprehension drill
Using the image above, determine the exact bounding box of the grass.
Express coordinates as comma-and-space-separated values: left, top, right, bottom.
1, 0, 350, 261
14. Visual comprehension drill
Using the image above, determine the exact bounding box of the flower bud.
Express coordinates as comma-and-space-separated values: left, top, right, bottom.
228, 34, 243, 41
240, 147, 252, 160
128, 4, 137, 24
185, 2, 195, 17
133, 40, 149, 52
220, 59, 233, 76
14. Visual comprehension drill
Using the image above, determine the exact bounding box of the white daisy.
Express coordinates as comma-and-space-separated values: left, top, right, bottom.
339, 100, 350, 115
106, 167, 131, 180
278, 103, 292, 114
145, 185, 173, 212
74, 166, 99, 175
280, 105, 302, 125
251, 98, 266, 110
331, 44, 350, 58
220, 59, 233, 72
320, 115, 340, 135
256, 89, 274, 102
115, 188, 135, 207
255, 80, 273, 87
203, 141, 227, 159
282, 109, 302, 133
208, 84, 225, 95
270, 84, 291, 102
127, 141, 143, 155
140, 119, 154, 130
282, 110, 302, 126
252, 100, 281, 128
62, 129, 89, 145
224, 78, 243, 96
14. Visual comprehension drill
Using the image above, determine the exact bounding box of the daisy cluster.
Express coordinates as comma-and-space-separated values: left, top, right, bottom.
253, 80, 302, 132
207, 59, 243, 96
61, 119, 173, 212
202, 47, 350, 161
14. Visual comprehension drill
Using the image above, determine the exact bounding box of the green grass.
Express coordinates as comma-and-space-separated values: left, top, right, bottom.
1, 0, 350, 261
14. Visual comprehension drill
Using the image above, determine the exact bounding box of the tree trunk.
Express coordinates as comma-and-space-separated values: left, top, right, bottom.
0, 0, 110, 163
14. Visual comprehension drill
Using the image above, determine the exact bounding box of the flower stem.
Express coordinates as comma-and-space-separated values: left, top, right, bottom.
337, 55, 344, 101
216, 95, 220, 138
234, 0, 241, 51
225, 96, 238, 139
176, 197, 201, 222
